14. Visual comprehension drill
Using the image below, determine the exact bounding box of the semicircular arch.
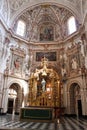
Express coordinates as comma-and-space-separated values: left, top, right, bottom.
67, 80, 82, 92
9, 2, 82, 27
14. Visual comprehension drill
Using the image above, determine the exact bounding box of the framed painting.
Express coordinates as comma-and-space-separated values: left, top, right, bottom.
40, 25, 54, 41
36, 52, 57, 61
11, 54, 23, 75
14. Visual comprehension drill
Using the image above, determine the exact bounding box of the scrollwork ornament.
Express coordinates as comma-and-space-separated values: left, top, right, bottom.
10, 0, 30, 10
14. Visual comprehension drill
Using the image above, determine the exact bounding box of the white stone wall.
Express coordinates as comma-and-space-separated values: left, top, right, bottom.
0, 0, 87, 115
2, 76, 29, 113
0, 23, 7, 73
7, 0, 82, 26
0, 0, 9, 25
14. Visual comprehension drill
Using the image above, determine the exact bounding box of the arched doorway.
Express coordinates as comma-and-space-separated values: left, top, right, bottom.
69, 83, 82, 117
7, 89, 17, 114
7, 83, 24, 114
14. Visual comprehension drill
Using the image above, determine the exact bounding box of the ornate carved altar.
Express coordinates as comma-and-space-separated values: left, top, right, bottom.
28, 57, 61, 108
20, 57, 62, 121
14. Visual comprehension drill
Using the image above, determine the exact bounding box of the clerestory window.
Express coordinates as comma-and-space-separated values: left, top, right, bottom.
67, 16, 77, 35
16, 20, 26, 37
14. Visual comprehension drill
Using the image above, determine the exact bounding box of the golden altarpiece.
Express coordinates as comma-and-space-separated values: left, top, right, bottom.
28, 57, 61, 108
20, 57, 62, 121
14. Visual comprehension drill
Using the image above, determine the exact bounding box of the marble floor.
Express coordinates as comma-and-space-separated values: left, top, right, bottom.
0, 114, 87, 130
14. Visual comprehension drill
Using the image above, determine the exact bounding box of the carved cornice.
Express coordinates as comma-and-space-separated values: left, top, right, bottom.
10, 46, 26, 57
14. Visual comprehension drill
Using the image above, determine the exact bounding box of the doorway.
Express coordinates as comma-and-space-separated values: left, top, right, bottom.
69, 83, 81, 116
77, 100, 82, 117
8, 83, 23, 114
7, 98, 14, 114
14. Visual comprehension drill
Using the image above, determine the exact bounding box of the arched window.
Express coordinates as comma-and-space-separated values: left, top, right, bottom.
67, 16, 77, 35
16, 20, 26, 37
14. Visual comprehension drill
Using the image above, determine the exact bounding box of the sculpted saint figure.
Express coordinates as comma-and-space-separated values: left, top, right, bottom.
71, 58, 78, 70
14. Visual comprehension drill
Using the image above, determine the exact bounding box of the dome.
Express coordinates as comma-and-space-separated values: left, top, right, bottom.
0, 0, 82, 43
12, 4, 80, 42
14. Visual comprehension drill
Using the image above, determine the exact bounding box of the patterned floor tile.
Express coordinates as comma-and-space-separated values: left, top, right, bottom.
0, 114, 87, 130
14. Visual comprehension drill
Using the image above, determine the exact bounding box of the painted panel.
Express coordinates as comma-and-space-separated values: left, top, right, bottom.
40, 25, 54, 41
36, 52, 56, 61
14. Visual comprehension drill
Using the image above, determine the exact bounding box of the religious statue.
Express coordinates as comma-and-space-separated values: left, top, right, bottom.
28, 56, 61, 108
41, 78, 46, 92
61, 67, 67, 77
71, 57, 78, 70
14, 57, 21, 73
14, 58, 20, 69
41, 56, 48, 70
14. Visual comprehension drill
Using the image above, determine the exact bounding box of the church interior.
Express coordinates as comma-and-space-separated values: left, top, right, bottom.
0, 0, 87, 130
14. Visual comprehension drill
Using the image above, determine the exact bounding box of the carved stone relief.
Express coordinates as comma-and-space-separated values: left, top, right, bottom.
55, 24, 63, 41
66, 0, 81, 13
10, 0, 30, 10
0, 30, 3, 59
82, 0, 87, 14
9, 0, 31, 17
0, 0, 2, 10
66, 0, 75, 3
81, 33, 87, 56
2, 37, 10, 60
75, 1, 81, 13
66, 41, 86, 77
23, 54, 30, 78
1, 0, 8, 22
58, 48, 68, 81
0, 73, 3, 91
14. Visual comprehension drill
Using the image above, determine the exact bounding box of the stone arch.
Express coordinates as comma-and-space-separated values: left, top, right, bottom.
10, 1, 82, 27
7, 80, 27, 114
7, 80, 23, 90
67, 81, 82, 116
8, 83, 24, 114
67, 80, 81, 92
1, 0, 10, 24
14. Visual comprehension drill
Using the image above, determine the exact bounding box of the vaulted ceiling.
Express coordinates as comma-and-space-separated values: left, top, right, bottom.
0, 0, 85, 27
12, 4, 75, 42
0, 0, 87, 43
